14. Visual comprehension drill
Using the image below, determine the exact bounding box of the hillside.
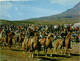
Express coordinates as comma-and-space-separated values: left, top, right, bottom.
0, 2, 80, 25
25, 2, 80, 21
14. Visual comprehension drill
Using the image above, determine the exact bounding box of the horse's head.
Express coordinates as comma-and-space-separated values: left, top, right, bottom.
34, 33, 39, 37
8, 32, 15, 40
66, 32, 72, 38
8, 32, 15, 37
68, 32, 71, 36
47, 33, 54, 41
34, 32, 40, 40
48, 33, 53, 37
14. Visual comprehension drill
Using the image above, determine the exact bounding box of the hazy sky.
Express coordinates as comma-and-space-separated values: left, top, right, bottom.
0, 0, 80, 20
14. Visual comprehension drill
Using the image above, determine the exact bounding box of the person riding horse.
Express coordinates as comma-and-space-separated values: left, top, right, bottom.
1, 27, 10, 45
26, 27, 39, 50
60, 29, 68, 47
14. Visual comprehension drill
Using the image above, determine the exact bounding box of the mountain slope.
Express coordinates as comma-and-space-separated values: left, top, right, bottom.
0, 2, 80, 25
26, 2, 80, 21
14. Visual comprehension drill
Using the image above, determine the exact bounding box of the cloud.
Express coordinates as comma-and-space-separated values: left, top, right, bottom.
22, 4, 61, 15
0, 2, 12, 18
50, 0, 80, 6
15, 6, 19, 11
0, 11, 12, 19
0, 1, 61, 20
17, 12, 25, 16
0, 0, 33, 1
0, 2, 12, 10
1, 0, 79, 20
0, 1, 26, 19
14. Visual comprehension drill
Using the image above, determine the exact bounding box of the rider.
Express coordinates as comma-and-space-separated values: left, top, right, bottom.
60, 28, 68, 47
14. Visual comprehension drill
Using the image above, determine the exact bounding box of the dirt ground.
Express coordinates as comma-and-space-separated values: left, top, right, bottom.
0, 42, 80, 61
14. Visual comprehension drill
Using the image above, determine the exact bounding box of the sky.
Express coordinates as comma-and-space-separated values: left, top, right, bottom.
0, 0, 80, 21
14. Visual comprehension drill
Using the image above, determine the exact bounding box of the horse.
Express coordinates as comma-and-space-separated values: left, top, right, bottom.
8, 32, 15, 50
55, 32, 72, 56
22, 32, 41, 57
22, 35, 29, 53
0, 35, 5, 46
0, 29, 8, 46
18, 32, 25, 44
39, 33, 54, 56
0, 29, 2, 33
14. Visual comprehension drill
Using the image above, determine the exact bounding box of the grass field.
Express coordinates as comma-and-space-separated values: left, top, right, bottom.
0, 19, 79, 25
0, 41, 80, 61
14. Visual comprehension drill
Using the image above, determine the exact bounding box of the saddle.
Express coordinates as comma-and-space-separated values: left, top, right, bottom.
42, 38, 46, 42
39, 37, 46, 41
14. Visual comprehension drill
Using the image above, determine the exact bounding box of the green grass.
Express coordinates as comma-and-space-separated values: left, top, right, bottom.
0, 19, 79, 25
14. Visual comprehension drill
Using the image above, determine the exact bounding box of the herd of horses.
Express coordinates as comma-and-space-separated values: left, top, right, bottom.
0, 24, 79, 58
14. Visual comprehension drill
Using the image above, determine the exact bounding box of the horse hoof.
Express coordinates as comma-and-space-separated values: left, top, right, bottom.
55, 52, 57, 54
68, 54, 71, 56
29, 55, 31, 58
63, 53, 66, 55
32, 54, 34, 58
23, 52, 25, 54
45, 55, 47, 56
20, 48, 22, 50
38, 59, 42, 61
50, 54, 52, 57
9, 49, 11, 51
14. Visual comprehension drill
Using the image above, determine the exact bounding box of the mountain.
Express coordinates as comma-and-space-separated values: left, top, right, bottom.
0, 2, 80, 25
25, 2, 80, 21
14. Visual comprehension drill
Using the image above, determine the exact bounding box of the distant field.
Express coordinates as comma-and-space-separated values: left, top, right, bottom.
0, 19, 79, 25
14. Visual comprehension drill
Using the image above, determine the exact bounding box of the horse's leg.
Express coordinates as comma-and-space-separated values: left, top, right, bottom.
3, 37, 7, 47
37, 50, 40, 58
14, 36, 17, 45
55, 41, 59, 54
41, 45, 44, 51
22, 42, 26, 54
66, 45, 71, 56
8, 44, 11, 51
60, 46, 63, 54
32, 51, 35, 58
65, 47, 71, 56
50, 48, 53, 57
8, 40, 11, 50
44, 46, 45, 54
68, 49, 71, 56
45, 48, 47, 56
28, 49, 32, 57
1, 37, 5, 47
65, 46, 68, 55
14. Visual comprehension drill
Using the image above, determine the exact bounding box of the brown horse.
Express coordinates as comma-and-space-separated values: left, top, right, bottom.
22, 32, 41, 57
0, 36, 5, 46
0, 29, 2, 33
22, 36, 29, 53
55, 32, 72, 56
18, 32, 25, 44
8, 32, 15, 50
40, 33, 54, 56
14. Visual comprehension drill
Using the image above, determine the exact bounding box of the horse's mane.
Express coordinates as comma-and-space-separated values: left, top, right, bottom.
47, 33, 54, 39
48, 33, 53, 37
8, 32, 14, 37
66, 32, 71, 38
